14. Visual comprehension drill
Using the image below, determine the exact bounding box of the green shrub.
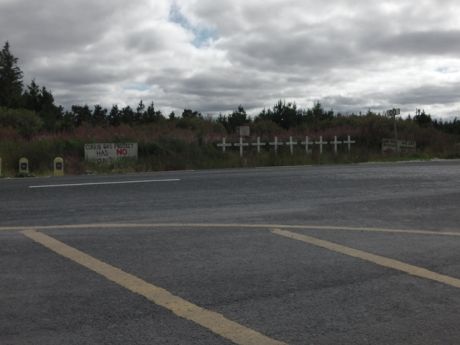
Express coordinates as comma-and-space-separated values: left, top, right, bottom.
0, 107, 43, 138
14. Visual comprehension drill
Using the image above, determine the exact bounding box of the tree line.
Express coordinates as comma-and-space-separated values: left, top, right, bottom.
1, 41, 460, 138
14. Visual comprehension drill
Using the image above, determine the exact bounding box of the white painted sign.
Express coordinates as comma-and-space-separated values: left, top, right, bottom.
238, 126, 250, 137
382, 139, 416, 154
84, 143, 138, 163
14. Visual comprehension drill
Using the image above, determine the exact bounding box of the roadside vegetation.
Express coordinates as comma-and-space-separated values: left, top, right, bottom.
1, 41, 460, 176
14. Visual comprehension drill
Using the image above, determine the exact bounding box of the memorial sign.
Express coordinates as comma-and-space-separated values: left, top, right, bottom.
84, 143, 138, 163
238, 126, 250, 137
382, 139, 416, 154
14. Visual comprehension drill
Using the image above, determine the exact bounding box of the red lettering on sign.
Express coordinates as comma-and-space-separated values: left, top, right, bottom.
116, 148, 128, 156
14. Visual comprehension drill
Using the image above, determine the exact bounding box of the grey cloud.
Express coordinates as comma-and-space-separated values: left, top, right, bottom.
53, 84, 113, 107
125, 30, 170, 53
151, 70, 283, 113
367, 30, 460, 56
320, 82, 460, 115
318, 95, 387, 114
33, 64, 123, 86
388, 83, 460, 105
2, 0, 460, 117
168, 72, 268, 97
0, 1, 128, 62
220, 30, 360, 71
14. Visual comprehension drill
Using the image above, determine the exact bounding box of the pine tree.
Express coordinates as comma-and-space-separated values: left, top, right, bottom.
0, 42, 23, 108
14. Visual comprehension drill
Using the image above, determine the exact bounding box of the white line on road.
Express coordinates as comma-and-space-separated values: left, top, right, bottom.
28, 179, 181, 189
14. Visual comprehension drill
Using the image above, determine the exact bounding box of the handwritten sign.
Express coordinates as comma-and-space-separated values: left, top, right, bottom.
84, 143, 138, 163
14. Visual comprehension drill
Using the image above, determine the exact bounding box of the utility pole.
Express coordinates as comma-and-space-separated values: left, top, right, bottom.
386, 108, 400, 154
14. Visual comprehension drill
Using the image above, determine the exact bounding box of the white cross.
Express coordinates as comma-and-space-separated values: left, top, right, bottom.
285, 136, 297, 155
343, 135, 356, 152
315, 136, 328, 154
331, 136, 343, 154
234, 137, 249, 157
252, 137, 265, 153
301, 136, 312, 154
217, 137, 232, 153
269, 136, 284, 154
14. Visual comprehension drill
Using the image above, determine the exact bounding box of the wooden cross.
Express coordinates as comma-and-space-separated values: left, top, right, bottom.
331, 136, 343, 154
217, 137, 232, 153
269, 136, 284, 154
285, 136, 297, 155
343, 135, 356, 152
315, 136, 328, 154
252, 137, 265, 153
301, 136, 312, 154
234, 137, 249, 157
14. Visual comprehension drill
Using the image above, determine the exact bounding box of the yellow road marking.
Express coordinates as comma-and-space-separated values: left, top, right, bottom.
22, 229, 287, 345
1, 222, 460, 237
272, 229, 460, 289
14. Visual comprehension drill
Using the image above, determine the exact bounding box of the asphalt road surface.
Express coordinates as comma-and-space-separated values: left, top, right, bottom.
1, 161, 460, 344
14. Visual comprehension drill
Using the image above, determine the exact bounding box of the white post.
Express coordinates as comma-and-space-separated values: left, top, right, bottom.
252, 137, 264, 153
301, 136, 312, 154
234, 137, 249, 157
343, 135, 356, 152
315, 136, 328, 155
332, 136, 343, 154
217, 137, 232, 152
269, 136, 283, 154
285, 136, 297, 155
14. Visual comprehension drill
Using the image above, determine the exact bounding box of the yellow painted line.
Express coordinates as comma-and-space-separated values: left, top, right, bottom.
1, 222, 460, 237
22, 229, 286, 345
29, 179, 181, 189
272, 229, 460, 289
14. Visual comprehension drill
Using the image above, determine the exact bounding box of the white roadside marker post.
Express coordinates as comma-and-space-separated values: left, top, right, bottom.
19, 157, 29, 175
331, 136, 343, 155
234, 137, 249, 157
301, 136, 312, 154
343, 135, 356, 153
217, 137, 232, 153
315, 136, 328, 155
252, 137, 264, 153
285, 136, 297, 155
54, 157, 65, 176
269, 136, 284, 154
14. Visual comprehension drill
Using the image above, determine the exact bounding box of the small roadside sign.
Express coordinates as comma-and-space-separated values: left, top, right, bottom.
54, 157, 64, 176
19, 157, 29, 175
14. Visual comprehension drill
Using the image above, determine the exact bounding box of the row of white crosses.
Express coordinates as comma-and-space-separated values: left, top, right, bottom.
218, 136, 356, 157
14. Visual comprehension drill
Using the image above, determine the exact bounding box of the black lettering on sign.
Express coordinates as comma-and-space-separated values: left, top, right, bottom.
96, 150, 109, 157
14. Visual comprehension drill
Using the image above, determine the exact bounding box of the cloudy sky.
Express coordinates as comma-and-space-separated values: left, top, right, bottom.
2, 0, 460, 117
